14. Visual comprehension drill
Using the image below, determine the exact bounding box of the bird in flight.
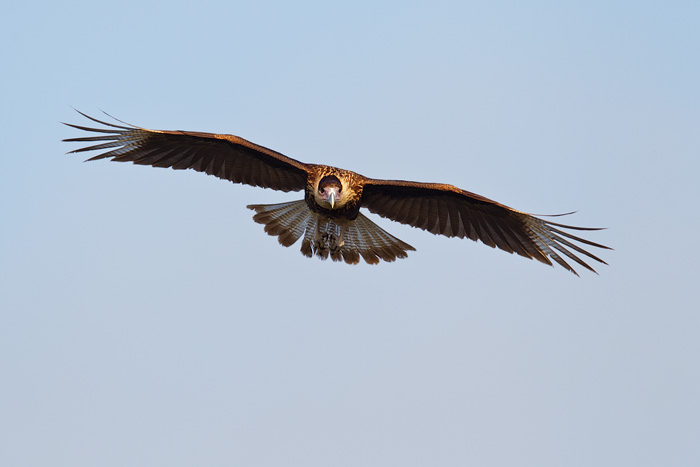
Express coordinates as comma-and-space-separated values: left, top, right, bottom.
63, 111, 610, 275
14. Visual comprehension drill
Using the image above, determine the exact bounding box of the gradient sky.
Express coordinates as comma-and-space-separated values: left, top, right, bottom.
2, 1, 699, 466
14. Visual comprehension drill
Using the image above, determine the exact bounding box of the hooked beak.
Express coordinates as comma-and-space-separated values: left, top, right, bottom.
329, 190, 336, 209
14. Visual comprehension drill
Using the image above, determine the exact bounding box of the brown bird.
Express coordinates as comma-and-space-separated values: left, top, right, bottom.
63, 111, 610, 275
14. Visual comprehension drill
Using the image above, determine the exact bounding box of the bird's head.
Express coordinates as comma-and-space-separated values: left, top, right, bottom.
316, 175, 343, 209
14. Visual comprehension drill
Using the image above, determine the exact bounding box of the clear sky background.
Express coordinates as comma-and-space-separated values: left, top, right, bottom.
1, 1, 698, 466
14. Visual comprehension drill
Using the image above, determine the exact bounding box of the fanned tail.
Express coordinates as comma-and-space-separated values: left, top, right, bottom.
247, 200, 312, 248
247, 200, 415, 264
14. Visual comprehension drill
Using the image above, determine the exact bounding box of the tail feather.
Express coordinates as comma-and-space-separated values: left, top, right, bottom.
248, 200, 312, 248
247, 200, 415, 264
343, 213, 415, 264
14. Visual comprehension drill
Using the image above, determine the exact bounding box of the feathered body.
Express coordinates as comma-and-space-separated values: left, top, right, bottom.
247, 165, 414, 264
63, 111, 611, 275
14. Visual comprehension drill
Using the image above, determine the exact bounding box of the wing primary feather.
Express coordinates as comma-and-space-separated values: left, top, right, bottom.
504, 218, 546, 261
526, 230, 571, 272
62, 126, 124, 136
543, 219, 607, 231
526, 223, 598, 274
530, 223, 608, 266
84, 144, 141, 161
72, 109, 134, 130
543, 223, 612, 250
534, 231, 596, 274
67, 140, 131, 154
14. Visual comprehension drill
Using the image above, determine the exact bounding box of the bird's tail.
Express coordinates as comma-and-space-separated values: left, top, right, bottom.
247, 200, 415, 264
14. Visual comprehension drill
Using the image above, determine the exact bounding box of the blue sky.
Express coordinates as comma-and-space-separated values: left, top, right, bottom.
1, 1, 699, 466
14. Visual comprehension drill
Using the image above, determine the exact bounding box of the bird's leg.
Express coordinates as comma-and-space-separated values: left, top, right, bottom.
329, 225, 347, 259
312, 218, 330, 258
337, 225, 347, 249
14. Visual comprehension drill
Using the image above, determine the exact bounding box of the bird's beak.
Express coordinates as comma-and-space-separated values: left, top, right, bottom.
329, 191, 336, 209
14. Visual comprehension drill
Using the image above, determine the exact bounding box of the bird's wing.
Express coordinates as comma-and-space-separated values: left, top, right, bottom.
361, 179, 610, 275
63, 111, 309, 192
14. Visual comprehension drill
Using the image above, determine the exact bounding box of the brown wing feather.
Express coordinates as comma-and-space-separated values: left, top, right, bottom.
63, 111, 309, 192
361, 179, 611, 276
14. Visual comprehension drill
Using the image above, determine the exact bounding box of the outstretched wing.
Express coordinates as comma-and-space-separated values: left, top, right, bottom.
63, 111, 310, 192
361, 179, 610, 275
